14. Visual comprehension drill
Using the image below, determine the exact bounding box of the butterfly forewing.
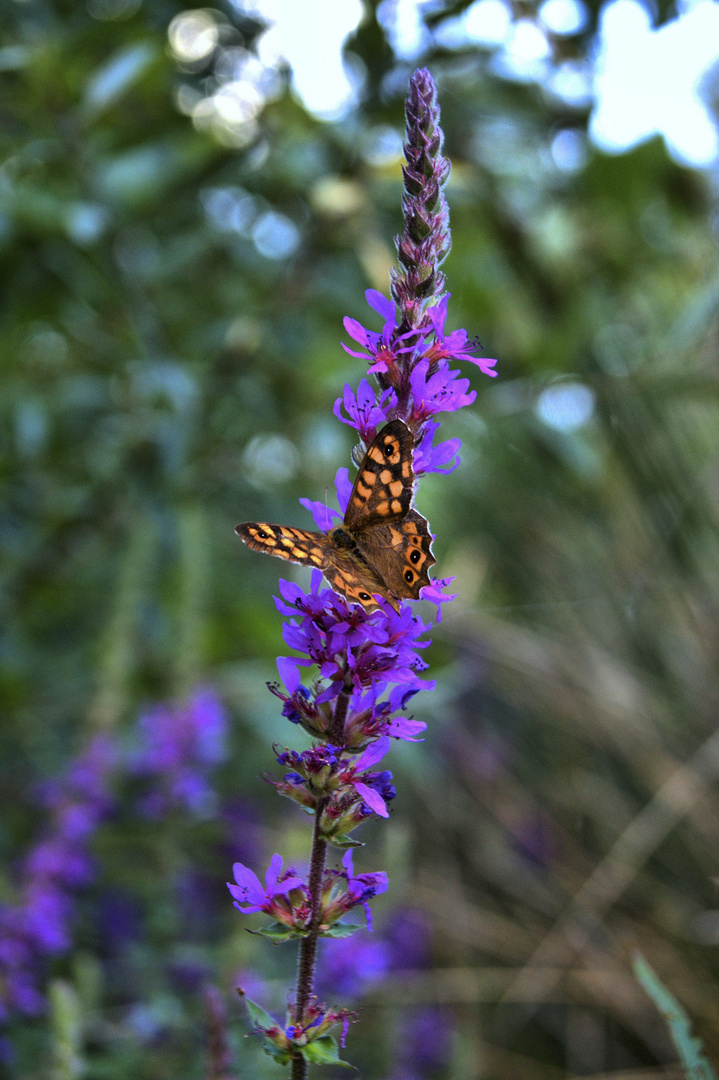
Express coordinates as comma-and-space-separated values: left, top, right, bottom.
234, 523, 329, 569
343, 419, 415, 531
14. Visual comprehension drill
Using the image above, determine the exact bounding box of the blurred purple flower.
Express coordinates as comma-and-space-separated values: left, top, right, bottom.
132, 688, 227, 819
390, 1005, 455, 1078
0, 734, 116, 1021
317, 933, 390, 998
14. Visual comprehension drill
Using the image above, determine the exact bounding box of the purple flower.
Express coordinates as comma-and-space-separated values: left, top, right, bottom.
334, 379, 396, 442
298, 499, 342, 534
414, 420, 461, 475
342, 290, 419, 381
299, 469, 353, 532
410, 358, 476, 421
285, 1001, 356, 1051
342, 685, 427, 747
228, 855, 309, 929
424, 295, 497, 377
349, 737, 394, 818
321, 850, 389, 930
419, 576, 458, 622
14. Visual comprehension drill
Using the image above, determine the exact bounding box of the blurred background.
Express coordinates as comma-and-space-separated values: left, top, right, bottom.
3, 0, 719, 1077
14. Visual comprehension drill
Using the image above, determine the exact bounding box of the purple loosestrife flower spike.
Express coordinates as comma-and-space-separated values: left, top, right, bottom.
391, 67, 452, 337
228, 68, 497, 1079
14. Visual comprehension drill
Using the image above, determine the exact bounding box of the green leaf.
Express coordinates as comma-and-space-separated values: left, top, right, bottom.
633, 954, 718, 1080
322, 922, 364, 938
300, 1035, 355, 1068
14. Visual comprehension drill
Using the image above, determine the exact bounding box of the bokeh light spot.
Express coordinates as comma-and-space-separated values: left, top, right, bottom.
536, 382, 595, 431
550, 128, 588, 172
538, 0, 588, 36
252, 211, 301, 260
243, 434, 299, 486
168, 9, 219, 64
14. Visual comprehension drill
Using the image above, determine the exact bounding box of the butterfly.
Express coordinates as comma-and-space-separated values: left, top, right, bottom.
235, 419, 435, 611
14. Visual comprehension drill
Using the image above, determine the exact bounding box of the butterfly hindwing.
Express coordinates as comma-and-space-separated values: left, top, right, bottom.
234, 523, 329, 569
343, 419, 414, 531
354, 509, 435, 601
320, 551, 392, 611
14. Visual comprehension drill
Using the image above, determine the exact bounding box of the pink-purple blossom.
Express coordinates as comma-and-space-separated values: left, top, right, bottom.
342, 290, 419, 380
228, 854, 307, 927
334, 379, 396, 442
423, 295, 497, 376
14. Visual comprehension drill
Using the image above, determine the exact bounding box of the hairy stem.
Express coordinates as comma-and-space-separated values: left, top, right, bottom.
329, 687, 351, 746
291, 799, 328, 1080
291, 689, 350, 1078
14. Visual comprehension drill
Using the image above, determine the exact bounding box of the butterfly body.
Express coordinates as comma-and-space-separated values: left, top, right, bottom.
235, 420, 435, 611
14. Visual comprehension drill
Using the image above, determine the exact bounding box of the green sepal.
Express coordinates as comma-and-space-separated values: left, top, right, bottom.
238, 993, 293, 1064
238, 992, 279, 1033
300, 1035, 356, 1068
326, 833, 364, 850
322, 922, 364, 938
263, 1043, 292, 1065
251, 922, 308, 942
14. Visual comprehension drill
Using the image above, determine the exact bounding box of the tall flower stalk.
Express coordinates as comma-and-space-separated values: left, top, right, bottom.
229, 68, 496, 1077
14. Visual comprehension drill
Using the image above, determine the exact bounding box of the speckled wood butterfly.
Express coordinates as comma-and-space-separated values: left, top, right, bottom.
235, 419, 435, 611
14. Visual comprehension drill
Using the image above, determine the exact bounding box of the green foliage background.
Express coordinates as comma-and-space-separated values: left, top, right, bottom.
3, 0, 719, 1076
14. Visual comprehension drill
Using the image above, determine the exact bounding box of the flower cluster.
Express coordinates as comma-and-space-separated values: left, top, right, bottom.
228, 850, 388, 937
240, 990, 356, 1069
0, 688, 227, 1027
272, 737, 396, 839
339, 291, 495, 478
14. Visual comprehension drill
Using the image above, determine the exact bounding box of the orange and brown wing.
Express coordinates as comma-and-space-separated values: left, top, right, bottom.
321, 551, 397, 612
235, 522, 329, 569
343, 419, 415, 531
236, 521, 393, 611
354, 509, 436, 601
